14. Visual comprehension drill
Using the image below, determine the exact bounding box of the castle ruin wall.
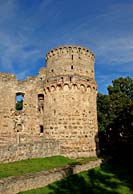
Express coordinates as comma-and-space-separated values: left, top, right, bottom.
0, 45, 98, 162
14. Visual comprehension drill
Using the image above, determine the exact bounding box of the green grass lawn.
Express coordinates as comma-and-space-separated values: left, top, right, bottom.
0, 156, 77, 179
0, 156, 99, 179
19, 159, 133, 194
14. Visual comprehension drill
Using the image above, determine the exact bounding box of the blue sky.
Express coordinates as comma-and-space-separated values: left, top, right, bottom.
0, 0, 133, 93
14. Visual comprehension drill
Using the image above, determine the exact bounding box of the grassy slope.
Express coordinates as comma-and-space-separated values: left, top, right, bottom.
19, 159, 133, 194
0, 156, 77, 178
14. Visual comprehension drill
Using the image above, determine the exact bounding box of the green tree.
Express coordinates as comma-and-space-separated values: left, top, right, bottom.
16, 100, 23, 110
97, 76, 133, 156
97, 93, 110, 132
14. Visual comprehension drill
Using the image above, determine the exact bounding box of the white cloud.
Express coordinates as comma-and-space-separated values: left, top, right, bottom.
0, 0, 67, 78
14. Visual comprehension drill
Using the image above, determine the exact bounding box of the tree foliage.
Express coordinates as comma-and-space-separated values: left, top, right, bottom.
97, 76, 133, 156
16, 100, 23, 110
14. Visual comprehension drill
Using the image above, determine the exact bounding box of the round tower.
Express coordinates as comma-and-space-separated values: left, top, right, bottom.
46, 45, 95, 80
44, 45, 98, 158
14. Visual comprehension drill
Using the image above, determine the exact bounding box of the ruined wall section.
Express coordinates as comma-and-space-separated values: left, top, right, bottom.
0, 45, 98, 161
15, 78, 38, 135
0, 73, 18, 136
13, 70, 46, 136
0, 68, 46, 145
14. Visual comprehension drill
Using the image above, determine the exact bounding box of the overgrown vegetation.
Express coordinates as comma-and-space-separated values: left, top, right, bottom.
19, 158, 133, 194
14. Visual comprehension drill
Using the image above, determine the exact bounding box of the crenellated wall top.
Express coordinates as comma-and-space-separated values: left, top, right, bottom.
46, 45, 95, 60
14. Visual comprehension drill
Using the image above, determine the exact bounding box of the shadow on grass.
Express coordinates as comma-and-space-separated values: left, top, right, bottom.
47, 158, 133, 194
103, 158, 133, 191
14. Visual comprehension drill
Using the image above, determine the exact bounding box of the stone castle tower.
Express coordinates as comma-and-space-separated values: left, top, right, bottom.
0, 45, 98, 162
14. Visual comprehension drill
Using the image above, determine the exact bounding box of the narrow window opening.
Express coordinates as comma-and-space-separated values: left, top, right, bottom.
40, 125, 44, 133
70, 77, 72, 82
51, 69, 54, 72
71, 65, 73, 70
72, 55, 73, 60
38, 94, 44, 113
16, 93, 24, 111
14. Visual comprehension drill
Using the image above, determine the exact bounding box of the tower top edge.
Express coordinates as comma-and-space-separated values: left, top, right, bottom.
46, 45, 95, 59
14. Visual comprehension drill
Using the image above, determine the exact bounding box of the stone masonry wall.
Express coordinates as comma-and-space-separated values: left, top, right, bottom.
0, 45, 98, 162
0, 136, 60, 163
44, 46, 98, 158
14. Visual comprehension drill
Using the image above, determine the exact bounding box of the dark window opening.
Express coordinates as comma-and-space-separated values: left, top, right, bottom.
40, 125, 44, 133
72, 55, 73, 60
51, 69, 54, 72
38, 94, 44, 112
16, 93, 24, 111
70, 77, 72, 82
71, 65, 73, 70
38, 94, 44, 100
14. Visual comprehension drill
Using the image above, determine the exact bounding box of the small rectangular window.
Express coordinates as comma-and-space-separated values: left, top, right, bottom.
72, 55, 73, 60
38, 94, 44, 112
40, 125, 44, 133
